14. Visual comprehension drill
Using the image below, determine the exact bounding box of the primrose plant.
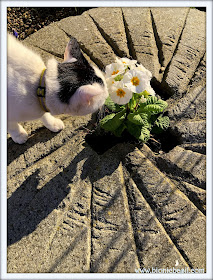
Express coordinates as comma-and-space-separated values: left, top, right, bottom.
100, 57, 170, 143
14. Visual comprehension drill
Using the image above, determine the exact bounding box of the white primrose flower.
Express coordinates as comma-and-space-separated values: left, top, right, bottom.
135, 63, 152, 79
115, 57, 137, 68
110, 80, 133, 105
106, 76, 118, 91
144, 84, 156, 96
105, 62, 125, 78
123, 69, 150, 93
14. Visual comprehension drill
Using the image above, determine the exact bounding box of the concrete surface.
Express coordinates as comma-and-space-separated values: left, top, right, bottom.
7, 7, 206, 274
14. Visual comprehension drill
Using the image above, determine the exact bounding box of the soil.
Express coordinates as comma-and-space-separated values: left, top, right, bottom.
7, 7, 92, 40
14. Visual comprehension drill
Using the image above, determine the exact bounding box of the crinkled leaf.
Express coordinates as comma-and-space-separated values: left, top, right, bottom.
105, 96, 125, 112
127, 112, 149, 126
139, 96, 168, 114
139, 126, 150, 142
126, 121, 150, 143
152, 115, 170, 134
100, 110, 126, 132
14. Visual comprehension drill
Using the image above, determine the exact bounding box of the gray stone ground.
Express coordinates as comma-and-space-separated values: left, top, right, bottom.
7, 8, 206, 273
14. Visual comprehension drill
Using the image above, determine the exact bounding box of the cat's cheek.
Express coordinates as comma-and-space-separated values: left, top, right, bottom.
68, 84, 108, 116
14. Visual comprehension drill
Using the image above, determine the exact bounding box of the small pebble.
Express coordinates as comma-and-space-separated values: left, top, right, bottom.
160, 67, 165, 73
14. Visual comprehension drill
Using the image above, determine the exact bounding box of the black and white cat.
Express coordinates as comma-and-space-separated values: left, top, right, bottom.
7, 33, 108, 144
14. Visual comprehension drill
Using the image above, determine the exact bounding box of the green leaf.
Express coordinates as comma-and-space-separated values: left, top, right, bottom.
126, 121, 142, 139
139, 96, 168, 114
156, 115, 170, 129
126, 121, 150, 143
139, 126, 150, 142
129, 94, 137, 111
100, 110, 126, 132
104, 96, 124, 112
104, 96, 117, 111
113, 123, 126, 137
127, 112, 149, 126
100, 113, 116, 131
152, 116, 170, 134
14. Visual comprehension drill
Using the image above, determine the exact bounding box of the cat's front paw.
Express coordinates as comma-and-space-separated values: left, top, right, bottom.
11, 131, 28, 144
47, 118, 65, 132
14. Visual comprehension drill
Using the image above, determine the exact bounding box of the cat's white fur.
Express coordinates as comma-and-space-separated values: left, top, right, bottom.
7, 34, 108, 144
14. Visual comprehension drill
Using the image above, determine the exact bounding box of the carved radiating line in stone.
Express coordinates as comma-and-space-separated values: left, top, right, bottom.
161, 8, 190, 82
125, 176, 190, 268
121, 9, 137, 59
150, 10, 164, 68
118, 163, 140, 263
88, 15, 123, 58
33, 45, 64, 59
125, 148, 205, 268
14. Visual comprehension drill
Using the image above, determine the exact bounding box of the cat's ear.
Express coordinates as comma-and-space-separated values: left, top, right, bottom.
63, 37, 88, 65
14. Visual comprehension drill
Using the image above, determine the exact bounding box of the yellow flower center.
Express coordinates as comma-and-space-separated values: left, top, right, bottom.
116, 88, 126, 98
131, 76, 140, 86
112, 70, 119, 75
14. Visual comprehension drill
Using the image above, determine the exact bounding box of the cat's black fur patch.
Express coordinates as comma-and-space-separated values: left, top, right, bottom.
57, 37, 104, 104
57, 62, 103, 104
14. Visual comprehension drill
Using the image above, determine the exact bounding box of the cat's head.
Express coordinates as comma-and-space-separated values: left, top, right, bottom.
45, 37, 108, 116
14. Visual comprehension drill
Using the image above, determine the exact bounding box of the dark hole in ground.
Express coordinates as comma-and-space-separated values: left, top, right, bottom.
85, 124, 180, 155
146, 128, 180, 153
85, 129, 137, 155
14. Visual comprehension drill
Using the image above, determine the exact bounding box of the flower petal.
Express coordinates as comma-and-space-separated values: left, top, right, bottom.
110, 81, 133, 104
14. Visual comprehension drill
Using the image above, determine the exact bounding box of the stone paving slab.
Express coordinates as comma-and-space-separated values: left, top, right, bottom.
150, 7, 189, 70
180, 143, 206, 155
122, 7, 161, 80
156, 146, 206, 189
167, 84, 206, 120
162, 9, 206, 97
23, 23, 70, 59
171, 119, 206, 144
123, 147, 206, 269
7, 114, 91, 179
88, 7, 129, 57
124, 173, 189, 269
7, 7, 206, 274
174, 180, 206, 214
56, 12, 116, 69
89, 152, 140, 272
8, 133, 94, 272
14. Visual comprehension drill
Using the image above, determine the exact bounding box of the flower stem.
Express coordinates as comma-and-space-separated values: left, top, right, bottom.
125, 103, 130, 120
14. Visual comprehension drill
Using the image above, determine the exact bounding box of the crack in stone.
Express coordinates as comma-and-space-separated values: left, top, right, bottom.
156, 152, 205, 189
57, 26, 103, 69
150, 10, 164, 68
33, 45, 64, 59
88, 13, 124, 58
161, 8, 190, 97
187, 52, 206, 88
121, 9, 137, 59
